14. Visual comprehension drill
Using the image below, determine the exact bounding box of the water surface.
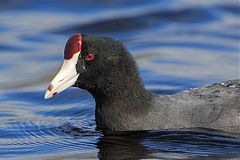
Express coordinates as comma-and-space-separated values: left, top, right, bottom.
0, 0, 239, 159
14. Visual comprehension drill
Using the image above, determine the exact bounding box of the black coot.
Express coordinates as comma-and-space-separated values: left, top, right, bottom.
45, 34, 240, 133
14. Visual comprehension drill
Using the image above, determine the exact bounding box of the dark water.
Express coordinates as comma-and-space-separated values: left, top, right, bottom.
0, 0, 240, 159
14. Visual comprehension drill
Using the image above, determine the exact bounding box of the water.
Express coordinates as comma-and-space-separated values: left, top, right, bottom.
0, 0, 239, 159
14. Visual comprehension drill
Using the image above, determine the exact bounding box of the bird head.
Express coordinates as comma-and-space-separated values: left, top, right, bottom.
44, 33, 127, 99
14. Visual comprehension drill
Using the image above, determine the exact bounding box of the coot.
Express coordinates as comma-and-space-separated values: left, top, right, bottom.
45, 34, 240, 133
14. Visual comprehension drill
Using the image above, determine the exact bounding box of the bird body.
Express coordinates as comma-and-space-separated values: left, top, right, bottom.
94, 80, 240, 133
150, 80, 240, 133
45, 34, 240, 133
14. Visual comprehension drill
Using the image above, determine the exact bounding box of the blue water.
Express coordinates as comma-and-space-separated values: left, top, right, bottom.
0, 0, 239, 159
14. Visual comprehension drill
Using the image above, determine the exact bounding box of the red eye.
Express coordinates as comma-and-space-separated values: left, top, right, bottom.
85, 54, 95, 61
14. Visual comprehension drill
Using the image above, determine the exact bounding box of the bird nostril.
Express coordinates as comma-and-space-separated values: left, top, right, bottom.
47, 84, 53, 91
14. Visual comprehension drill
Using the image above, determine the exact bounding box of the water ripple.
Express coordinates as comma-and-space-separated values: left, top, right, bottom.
54, 7, 217, 34
0, 0, 239, 159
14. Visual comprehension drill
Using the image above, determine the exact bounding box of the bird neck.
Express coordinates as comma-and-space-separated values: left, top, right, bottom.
93, 77, 152, 108
89, 64, 153, 130
91, 59, 152, 110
